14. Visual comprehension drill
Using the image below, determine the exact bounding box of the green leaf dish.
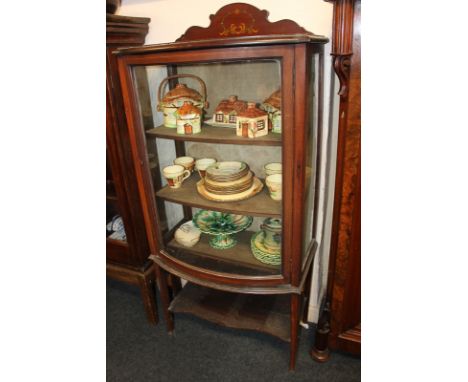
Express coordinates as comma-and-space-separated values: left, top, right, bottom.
250, 231, 281, 266
193, 210, 253, 249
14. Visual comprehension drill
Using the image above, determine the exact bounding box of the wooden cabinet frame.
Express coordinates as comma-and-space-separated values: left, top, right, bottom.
106, 13, 159, 324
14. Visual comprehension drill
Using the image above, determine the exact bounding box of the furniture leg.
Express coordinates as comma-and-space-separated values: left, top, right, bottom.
169, 274, 182, 298
301, 266, 313, 323
155, 265, 174, 333
310, 301, 331, 362
289, 293, 301, 370
137, 268, 159, 325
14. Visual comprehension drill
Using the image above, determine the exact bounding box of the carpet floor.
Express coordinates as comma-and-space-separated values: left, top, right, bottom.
107, 279, 361, 382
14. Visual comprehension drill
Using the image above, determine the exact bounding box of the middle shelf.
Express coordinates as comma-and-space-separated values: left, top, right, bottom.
156, 176, 281, 217
146, 124, 282, 146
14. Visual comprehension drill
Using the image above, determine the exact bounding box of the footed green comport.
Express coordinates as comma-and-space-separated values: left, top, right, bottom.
193, 210, 253, 249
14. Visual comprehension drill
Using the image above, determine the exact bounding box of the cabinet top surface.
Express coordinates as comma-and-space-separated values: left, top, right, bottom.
114, 2, 327, 57
115, 34, 327, 56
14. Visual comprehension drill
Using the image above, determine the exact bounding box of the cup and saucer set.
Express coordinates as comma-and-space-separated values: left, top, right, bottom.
250, 217, 282, 265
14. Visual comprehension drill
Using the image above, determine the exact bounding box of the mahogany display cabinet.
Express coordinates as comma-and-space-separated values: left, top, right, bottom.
115, 3, 328, 369
106, 12, 160, 324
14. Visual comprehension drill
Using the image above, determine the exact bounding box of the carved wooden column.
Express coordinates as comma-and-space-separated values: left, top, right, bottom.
311, 0, 361, 361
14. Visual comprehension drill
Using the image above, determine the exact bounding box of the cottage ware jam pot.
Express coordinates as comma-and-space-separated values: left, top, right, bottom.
157, 74, 208, 128
176, 101, 202, 135
236, 102, 268, 138
261, 88, 282, 133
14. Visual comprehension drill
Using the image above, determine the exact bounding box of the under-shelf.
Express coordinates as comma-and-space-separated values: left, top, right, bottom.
167, 230, 281, 277
156, 176, 281, 217
169, 282, 291, 342
146, 124, 282, 146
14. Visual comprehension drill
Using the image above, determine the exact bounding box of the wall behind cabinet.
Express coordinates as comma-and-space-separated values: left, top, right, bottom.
118, 0, 338, 323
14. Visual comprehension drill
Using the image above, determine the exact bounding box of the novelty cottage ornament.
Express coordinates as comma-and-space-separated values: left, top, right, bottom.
213, 95, 247, 126
236, 102, 268, 138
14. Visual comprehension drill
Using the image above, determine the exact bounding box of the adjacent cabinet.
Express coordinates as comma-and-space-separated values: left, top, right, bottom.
106, 12, 159, 324
115, 3, 328, 369
311, 0, 361, 360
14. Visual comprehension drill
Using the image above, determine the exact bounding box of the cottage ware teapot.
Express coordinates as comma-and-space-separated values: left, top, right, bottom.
157, 74, 208, 128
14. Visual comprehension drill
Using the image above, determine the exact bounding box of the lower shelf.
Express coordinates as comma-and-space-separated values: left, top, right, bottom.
169, 282, 291, 342
167, 230, 281, 277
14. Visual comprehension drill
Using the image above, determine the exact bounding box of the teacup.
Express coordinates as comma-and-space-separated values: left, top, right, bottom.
265, 174, 282, 201
264, 162, 282, 177
163, 164, 191, 189
174, 156, 195, 173
195, 158, 217, 178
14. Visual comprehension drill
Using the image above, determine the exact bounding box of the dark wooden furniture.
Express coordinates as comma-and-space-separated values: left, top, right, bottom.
106, 13, 159, 324
115, 3, 328, 369
311, 0, 361, 361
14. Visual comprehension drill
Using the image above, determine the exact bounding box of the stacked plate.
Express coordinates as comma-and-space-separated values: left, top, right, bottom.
197, 161, 264, 202
204, 161, 253, 195
250, 231, 281, 266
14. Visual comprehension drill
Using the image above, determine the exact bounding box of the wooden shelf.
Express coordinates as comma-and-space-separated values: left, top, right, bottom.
169, 282, 291, 342
167, 230, 281, 276
156, 176, 281, 217
146, 124, 282, 146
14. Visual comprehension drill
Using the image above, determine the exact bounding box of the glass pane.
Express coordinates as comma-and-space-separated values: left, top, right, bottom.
301, 53, 319, 268
132, 59, 283, 277
106, 148, 126, 242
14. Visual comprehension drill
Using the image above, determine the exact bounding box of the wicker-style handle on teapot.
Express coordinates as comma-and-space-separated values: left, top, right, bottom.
157, 74, 208, 109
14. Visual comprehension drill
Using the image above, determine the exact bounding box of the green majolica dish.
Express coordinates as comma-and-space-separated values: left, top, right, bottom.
193, 210, 253, 249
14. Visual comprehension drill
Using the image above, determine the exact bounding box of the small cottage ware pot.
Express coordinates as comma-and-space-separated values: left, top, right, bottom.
162, 164, 191, 189
236, 102, 269, 138
176, 101, 201, 135
174, 156, 195, 173
261, 89, 282, 133
174, 221, 201, 248
195, 158, 217, 178
260, 217, 282, 252
158, 74, 207, 128
264, 162, 282, 177
265, 173, 282, 201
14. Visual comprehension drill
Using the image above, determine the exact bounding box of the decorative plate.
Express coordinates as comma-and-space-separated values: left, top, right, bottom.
250, 231, 281, 265
197, 177, 263, 202
205, 161, 249, 182
193, 210, 253, 249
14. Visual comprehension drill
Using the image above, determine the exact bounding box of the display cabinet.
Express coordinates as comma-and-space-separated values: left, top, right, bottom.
115, 3, 327, 369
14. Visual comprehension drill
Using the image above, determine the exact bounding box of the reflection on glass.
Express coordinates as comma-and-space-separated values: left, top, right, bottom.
302, 54, 319, 267
131, 59, 283, 277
